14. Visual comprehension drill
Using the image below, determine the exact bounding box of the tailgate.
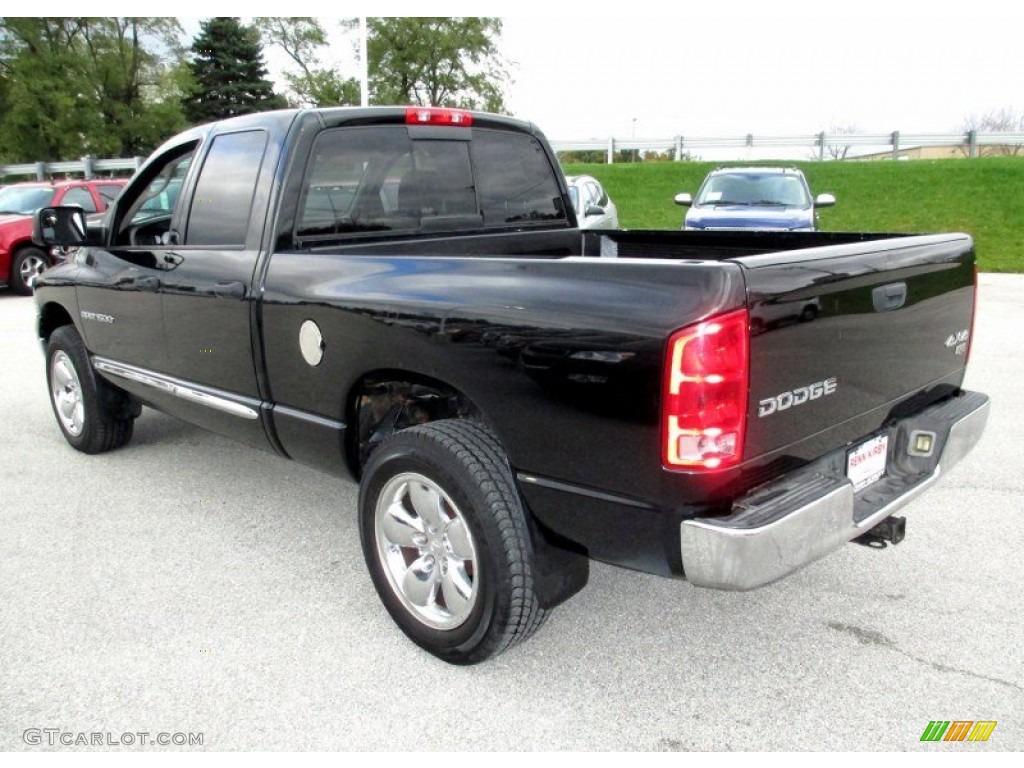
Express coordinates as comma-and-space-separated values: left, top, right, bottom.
736, 234, 976, 462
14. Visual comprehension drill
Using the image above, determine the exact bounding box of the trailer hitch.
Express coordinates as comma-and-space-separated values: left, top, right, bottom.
854, 515, 906, 549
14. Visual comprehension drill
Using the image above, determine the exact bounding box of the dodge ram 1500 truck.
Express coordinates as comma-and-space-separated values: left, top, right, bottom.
32, 106, 989, 664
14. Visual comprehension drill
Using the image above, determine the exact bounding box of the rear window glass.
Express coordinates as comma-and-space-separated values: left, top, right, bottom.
297, 125, 566, 240
471, 129, 566, 226
298, 127, 480, 238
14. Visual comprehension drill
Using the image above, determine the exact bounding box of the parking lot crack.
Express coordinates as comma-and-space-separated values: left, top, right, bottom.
827, 621, 1024, 693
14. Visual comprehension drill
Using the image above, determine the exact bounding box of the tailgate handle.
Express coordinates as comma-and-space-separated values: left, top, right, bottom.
872, 282, 907, 312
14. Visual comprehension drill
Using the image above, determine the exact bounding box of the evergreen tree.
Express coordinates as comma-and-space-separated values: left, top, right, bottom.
183, 17, 286, 124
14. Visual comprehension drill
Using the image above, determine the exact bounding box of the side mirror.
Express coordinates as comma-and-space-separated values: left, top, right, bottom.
815, 193, 836, 208
674, 193, 693, 207
584, 205, 605, 217
34, 206, 89, 247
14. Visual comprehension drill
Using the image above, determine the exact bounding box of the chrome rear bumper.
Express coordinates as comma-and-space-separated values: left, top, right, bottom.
679, 391, 990, 590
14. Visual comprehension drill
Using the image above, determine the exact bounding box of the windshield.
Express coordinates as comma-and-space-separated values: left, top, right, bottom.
0, 186, 57, 215
696, 173, 810, 207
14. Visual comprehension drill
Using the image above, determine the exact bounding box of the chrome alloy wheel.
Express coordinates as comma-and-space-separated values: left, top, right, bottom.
374, 472, 479, 630
20, 253, 47, 289
50, 350, 85, 437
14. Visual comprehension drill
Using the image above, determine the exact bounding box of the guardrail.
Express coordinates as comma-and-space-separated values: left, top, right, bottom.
549, 130, 1024, 163
0, 157, 143, 181
3, 130, 1023, 177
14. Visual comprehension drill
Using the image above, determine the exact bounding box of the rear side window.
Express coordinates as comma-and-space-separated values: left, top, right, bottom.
471, 129, 565, 227
186, 130, 267, 246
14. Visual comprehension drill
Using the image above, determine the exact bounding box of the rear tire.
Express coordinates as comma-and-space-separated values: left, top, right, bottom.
46, 326, 136, 453
359, 419, 546, 664
11, 246, 50, 295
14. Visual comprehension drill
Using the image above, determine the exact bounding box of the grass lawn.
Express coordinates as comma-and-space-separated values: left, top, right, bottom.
562, 157, 1024, 272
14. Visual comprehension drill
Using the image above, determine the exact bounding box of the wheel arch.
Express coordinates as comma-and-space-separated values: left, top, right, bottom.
38, 301, 75, 343
344, 368, 486, 481
344, 368, 589, 610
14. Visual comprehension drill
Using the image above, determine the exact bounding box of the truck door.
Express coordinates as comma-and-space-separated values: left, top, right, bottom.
158, 130, 268, 397
89, 130, 274, 449
72, 147, 198, 376
151, 129, 272, 449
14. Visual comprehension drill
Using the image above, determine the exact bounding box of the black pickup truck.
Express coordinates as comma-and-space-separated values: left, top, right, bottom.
32, 106, 989, 664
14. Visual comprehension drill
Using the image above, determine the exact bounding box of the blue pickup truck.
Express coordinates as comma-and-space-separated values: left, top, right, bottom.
675, 166, 836, 231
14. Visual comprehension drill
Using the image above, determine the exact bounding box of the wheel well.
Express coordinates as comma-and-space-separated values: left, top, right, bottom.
38, 302, 74, 342
11, 240, 47, 261
346, 370, 591, 608
346, 370, 483, 479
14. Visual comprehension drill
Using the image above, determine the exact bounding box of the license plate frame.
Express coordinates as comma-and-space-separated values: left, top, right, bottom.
847, 434, 889, 491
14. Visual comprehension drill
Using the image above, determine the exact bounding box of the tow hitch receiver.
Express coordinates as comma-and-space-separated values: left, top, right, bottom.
855, 516, 906, 548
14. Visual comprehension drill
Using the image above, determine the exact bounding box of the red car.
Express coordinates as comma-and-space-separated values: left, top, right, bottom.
0, 179, 125, 295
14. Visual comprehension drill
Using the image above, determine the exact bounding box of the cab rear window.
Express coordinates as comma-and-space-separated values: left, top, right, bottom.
296, 126, 566, 240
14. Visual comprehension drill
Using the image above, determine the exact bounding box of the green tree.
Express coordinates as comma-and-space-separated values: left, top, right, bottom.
79, 18, 188, 156
183, 17, 286, 124
0, 17, 188, 163
256, 17, 358, 108
0, 19, 93, 161
367, 17, 508, 111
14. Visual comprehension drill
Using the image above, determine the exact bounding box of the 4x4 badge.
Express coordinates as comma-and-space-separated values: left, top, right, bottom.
945, 329, 969, 355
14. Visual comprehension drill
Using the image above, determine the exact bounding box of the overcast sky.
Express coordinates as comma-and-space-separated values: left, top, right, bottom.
498, 13, 1024, 141
193, 2, 1024, 144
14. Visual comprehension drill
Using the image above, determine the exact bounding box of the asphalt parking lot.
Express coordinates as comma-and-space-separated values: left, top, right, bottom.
1, 274, 1021, 751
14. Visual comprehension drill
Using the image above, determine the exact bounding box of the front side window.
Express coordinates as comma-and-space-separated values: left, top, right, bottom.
114, 144, 196, 247
186, 131, 268, 246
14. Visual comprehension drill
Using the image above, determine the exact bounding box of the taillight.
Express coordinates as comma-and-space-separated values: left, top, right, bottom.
966, 263, 978, 363
662, 308, 749, 470
405, 107, 473, 127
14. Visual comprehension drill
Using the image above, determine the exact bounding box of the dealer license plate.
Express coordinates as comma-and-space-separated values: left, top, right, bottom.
847, 434, 888, 491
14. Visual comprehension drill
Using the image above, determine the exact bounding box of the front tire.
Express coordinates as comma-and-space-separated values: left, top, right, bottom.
46, 326, 136, 453
11, 246, 50, 295
359, 420, 546, 664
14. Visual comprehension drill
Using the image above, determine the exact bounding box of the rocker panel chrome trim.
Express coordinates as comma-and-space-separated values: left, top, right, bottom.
92, 357, 260, 420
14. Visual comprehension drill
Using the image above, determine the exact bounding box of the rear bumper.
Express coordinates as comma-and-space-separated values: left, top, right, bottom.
679, 390, 990, 590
